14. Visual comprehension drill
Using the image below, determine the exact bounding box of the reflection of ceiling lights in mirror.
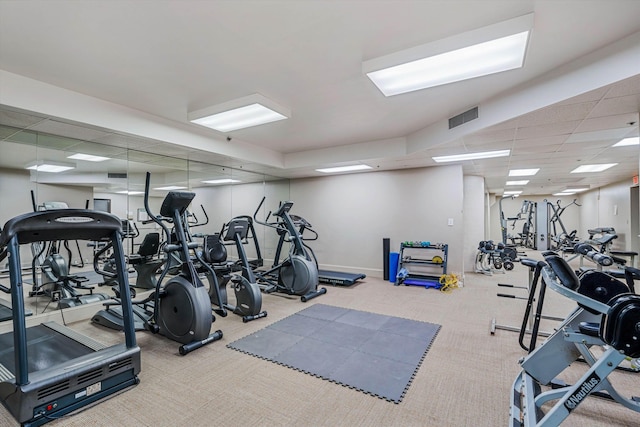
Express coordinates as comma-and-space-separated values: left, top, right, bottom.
153, 186, 187, 190
67, 153, 111, 162
201, 179, 241, 184
188, 94, 290, 132
25, 162, 74, 173
316, 165, 372, 173
116, 190, 144, 195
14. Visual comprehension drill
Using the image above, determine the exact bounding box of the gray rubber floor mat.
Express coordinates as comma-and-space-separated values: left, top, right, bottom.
228, 303, 440, 403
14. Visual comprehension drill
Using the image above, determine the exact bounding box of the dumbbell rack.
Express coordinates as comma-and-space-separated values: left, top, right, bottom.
395, 242, 448, 288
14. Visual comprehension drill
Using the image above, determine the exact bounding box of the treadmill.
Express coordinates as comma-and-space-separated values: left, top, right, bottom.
0, 298, 32, 322
0, 209, 141, 427
317, 270, 366, 287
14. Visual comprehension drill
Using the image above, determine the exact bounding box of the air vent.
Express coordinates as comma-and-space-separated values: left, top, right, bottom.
78, 368, 103, 385
37, 380, 70, 399
449, 107, 478, 129
108, 172, 127, 179
108, 357, 132, 372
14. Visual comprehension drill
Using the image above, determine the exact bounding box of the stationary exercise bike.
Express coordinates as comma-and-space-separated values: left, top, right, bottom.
253, 197, 326, 302
201, 216, 267, 322
93, 172, 223, 355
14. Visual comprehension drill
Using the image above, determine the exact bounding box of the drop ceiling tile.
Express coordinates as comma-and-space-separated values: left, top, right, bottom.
572, 118, 638, 136
603, 75, 640, 98
516, 120, 581, 139
517, 102, 596, 127
462, 128, 515, 145
0, 110, 47, 128
29, 120, 112, 141
588, 94, 640, 118
556, 87, 609, 106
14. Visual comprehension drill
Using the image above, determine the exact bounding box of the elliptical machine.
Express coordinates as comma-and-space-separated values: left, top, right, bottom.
93, 172, 223, 355
201, 216, 267, 322
253, 197, 326, 302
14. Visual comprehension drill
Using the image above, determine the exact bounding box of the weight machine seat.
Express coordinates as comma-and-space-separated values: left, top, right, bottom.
611, 250, 638, 257
592, 233, 618, 245
128, 232, 160, 265
520, 258, 539, 269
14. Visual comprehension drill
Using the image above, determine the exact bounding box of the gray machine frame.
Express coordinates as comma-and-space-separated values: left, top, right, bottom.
0, 209, 141, 426
510, 258, 640, 426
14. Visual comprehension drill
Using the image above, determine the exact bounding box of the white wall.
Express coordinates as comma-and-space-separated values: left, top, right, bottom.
288, 165, 465, 278
463, 176, 485, 273
579, 180, 635, 251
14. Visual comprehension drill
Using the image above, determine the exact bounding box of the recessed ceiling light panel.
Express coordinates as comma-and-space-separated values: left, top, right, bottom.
506, 180, 529, 186
570, 164, 617, 173
612, 137, 639, 147
188, 93, 290, 132
363, 14, 533, 96
432, 149, 510, 163
509, 168, 539, 176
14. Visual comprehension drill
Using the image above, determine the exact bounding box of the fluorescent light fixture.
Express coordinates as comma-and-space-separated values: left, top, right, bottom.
432, 149, 510, 163
553, 192, 576, 196
116, 190, 144, 195
363, 14, 533, 96
503, 190, 522, 195
26, 162, 74, 173
509, 168, 539, 176
505, 180, 529, 186
316, 165, 373, 173
188, 93, 290, 132
201, 179, 241, 185
67, 153, 110, 162
612, 137, 639, 147
564, 188, 589, 193
570, 164, 617, 173
153, 186, 187, 191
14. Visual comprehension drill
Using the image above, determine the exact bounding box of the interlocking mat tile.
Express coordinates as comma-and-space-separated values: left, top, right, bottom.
228, 304, 440, 403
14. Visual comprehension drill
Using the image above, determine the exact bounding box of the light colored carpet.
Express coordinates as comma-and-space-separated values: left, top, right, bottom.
1, 254, 638, 426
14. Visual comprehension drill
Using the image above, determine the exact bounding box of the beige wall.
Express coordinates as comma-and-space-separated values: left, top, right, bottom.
580, 180, 635, 252
463, 176, 485, 273
287, 165, 465, 278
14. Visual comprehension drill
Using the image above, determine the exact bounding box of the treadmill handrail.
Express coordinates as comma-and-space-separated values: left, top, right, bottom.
0, 209, 123, 246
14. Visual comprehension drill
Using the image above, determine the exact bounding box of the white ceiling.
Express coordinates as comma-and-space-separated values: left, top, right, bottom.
0, 0, 639, 196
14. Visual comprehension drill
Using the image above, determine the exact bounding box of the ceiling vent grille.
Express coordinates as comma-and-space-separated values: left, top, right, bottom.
108, 173, 127, 179
449, 107, 478, 129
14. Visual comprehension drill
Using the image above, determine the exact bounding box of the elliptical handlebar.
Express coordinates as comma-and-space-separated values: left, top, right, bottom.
253, 196, 278, 229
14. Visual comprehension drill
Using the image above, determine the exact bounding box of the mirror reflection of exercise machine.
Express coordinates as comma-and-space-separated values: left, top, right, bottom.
0, 245, 33, 322
0, 209, 141, 426
28, 193, 110, 311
